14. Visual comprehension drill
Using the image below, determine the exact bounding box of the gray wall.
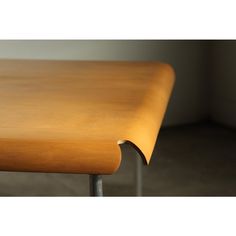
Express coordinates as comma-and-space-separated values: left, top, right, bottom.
210, 41, 236, 128
0, 40, 209, 126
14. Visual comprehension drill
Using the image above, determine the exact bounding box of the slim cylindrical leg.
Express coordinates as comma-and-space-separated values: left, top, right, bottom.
89, 175, 103, 196
135, 156, 143, 196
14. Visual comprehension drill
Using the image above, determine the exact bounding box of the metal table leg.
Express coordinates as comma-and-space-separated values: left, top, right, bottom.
135, 155, 143, 196
89, 175, 103, 196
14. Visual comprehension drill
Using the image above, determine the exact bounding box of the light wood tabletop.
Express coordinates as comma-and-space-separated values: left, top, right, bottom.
0, 60, 175, 174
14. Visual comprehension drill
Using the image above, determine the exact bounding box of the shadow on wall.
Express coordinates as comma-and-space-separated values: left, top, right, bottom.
209, 41, 236, 128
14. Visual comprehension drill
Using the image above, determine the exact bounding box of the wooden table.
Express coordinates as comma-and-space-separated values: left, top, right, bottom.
0, 60, 175, 196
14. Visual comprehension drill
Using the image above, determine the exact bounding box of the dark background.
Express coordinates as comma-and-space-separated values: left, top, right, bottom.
0, 40, 235, 196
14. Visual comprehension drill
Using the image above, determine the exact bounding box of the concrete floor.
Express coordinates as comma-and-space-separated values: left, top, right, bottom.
0, 122, 235, 196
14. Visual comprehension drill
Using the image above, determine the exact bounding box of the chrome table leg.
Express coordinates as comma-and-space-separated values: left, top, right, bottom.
89, 175, 103, 196
135, 155, 143, 196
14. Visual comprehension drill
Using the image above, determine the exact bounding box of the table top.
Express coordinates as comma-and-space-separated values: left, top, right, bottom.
0, 60, 175, 174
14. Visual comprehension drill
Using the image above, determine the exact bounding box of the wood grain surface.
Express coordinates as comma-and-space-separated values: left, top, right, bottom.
0, 60, 175, 174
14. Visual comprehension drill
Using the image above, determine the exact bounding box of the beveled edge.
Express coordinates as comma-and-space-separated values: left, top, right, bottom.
118, 140, 147, 165
115, 63, 175, 173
